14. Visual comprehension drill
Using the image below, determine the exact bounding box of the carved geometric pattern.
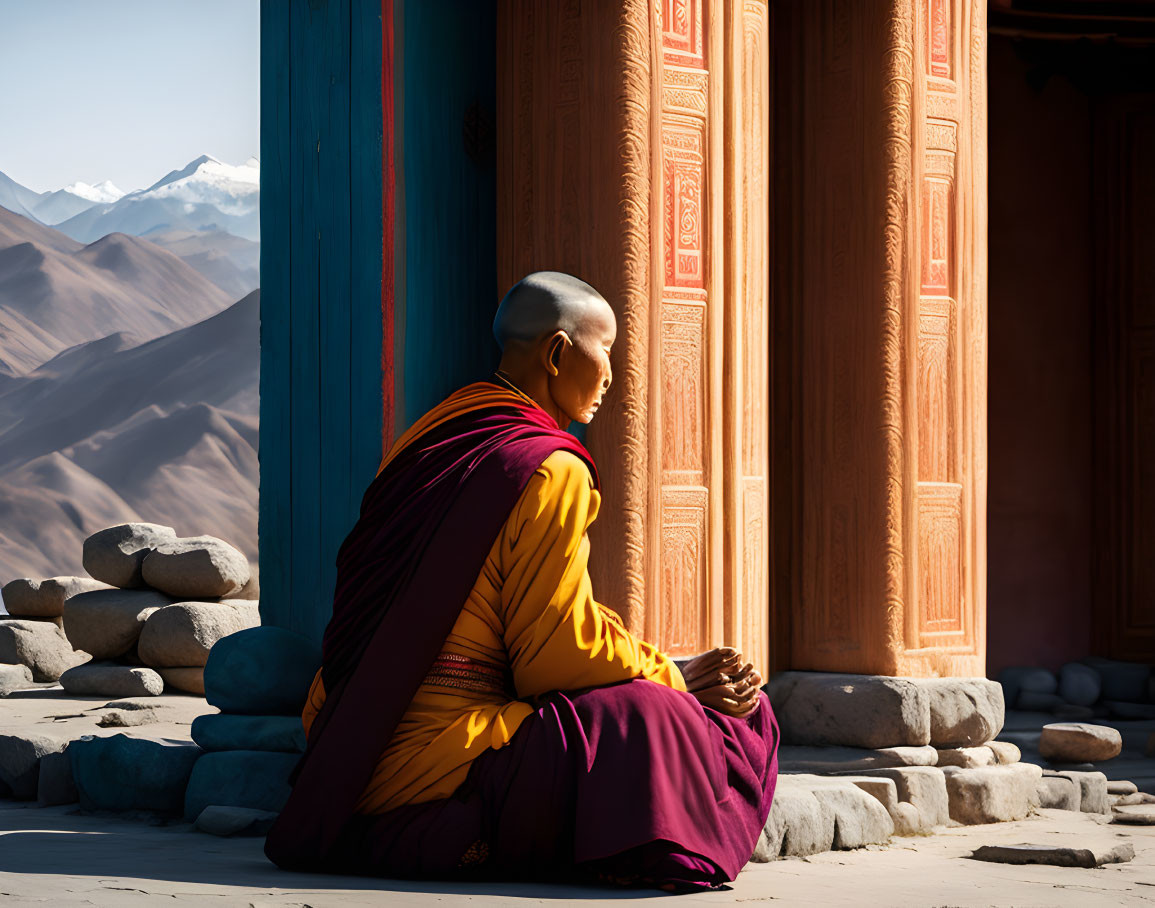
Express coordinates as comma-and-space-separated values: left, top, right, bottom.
658, 487, 709, 655
916, 482, 964, 636
662, 0, 704, 67
661, 302, 706, 479
917, 298, 957, 483
662, 67, 708, 116
921, 172, 953, 295
662, 117, 706, 288
926, 119, 957, 153
926, 91, 960, 122
928, 0, 951, 79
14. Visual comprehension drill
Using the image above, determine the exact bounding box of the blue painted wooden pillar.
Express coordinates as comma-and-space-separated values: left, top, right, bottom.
259, 0, 385, 641
393, 0, 497, 433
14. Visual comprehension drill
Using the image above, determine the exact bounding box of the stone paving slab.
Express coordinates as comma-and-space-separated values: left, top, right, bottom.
0, 804, 1152, 906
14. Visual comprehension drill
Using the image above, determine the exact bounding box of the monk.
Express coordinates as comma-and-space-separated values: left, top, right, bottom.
264, 271, 779, 891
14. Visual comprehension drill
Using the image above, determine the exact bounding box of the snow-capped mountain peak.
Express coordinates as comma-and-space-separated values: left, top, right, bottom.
118, 155, 259, 218
63, 180, 125, 203
140, 154, 223, 195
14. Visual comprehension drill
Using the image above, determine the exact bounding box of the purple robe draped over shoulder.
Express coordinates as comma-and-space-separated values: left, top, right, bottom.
264, 381, 779, 890
265, 382, 598, 868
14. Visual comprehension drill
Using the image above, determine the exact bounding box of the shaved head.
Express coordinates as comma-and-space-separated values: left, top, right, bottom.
493, 271, 614, 351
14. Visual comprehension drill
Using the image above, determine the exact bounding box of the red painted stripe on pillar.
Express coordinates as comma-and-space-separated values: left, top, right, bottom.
381, 0, 395, 450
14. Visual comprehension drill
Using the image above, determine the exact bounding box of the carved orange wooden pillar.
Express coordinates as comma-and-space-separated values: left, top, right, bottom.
771, 0, 987, 677
497, 1, 770, 672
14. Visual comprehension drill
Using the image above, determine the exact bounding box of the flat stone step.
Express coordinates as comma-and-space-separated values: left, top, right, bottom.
971, 842, 1134, 868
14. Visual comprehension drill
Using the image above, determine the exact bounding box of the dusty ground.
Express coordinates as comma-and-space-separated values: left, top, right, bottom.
2, 690, 1153, 905
0, 804, 1151, 907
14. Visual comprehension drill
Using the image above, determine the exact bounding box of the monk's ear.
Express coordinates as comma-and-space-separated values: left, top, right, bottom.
545, 331, 570, 377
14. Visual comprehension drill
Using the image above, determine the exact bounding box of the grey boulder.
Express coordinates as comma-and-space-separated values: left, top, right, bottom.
59, 663, 164, 698
0, 729, 70, 799
1, 576, 112, 618
1038, 723, 1122, 764
987, 741, 1021, 764
158, 666, 205, 695
972, 842, 1133, 868
70, 734, 201, 813
923, 678, 1004, 748
184, 750, 299, 820
231, 566, 260, 601
942, 763, 1042, 824
1035, 775, 1081, 811
752, 780, 835, 860
141, 536, 250, 599
766, 672, 931, 748
0, 663, 34, 694
853, 766, 950, 830
810, 784, 894, 849
62, 588, 174, 660
0, 619, 88, 681
1045, 769, 1109, 814
82, 523, 177, 588
138, 601, 260, 668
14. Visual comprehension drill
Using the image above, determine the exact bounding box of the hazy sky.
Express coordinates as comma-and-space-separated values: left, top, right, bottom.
0, 0, 259, 193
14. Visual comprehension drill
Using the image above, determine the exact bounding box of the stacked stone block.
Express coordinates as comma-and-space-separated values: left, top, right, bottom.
754, 672, 1054, 860
55, 523, 259, 697
0, 577, 107, 682
185, 626, 319, 835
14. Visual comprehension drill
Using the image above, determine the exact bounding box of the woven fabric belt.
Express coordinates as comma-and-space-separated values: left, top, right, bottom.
423, 653, 513, 697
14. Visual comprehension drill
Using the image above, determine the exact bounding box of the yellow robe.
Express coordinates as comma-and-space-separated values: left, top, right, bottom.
303, 411, 685, 815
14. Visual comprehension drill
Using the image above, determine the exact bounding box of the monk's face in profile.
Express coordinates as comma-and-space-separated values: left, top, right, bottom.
547, 302, 616, 425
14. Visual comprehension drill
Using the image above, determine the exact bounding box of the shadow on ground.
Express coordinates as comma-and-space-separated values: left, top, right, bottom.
0, 807, 665, 901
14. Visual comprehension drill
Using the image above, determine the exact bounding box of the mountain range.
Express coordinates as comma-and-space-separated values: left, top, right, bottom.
0, 164, 260, 586
0, 291, 259, 583
0, 155, 258, 240
0, 206, 233, 376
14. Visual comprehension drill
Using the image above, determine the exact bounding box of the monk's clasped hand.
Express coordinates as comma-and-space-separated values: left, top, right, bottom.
682, 647, 762, 718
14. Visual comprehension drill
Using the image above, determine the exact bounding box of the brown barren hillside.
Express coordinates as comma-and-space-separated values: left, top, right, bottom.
0, 206, 232, 376
0, 292, 259, 587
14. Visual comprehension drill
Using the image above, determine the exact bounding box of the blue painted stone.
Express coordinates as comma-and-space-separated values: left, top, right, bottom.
184, 750, 299, 820
203, 627, 320, 715
191, 714, 306, 753
1058, 663, 1101, 708
998, 667, 1058, 711
70, 734, 201, 813
1081, 657, 1151, 704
